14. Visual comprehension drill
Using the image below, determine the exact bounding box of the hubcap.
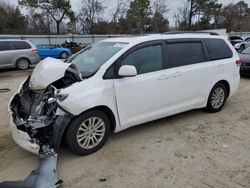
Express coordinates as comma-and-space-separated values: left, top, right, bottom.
211, 87, 225, 109
77, 117, 105, 149
61, 52, 67, 59
18, 59, 29, 69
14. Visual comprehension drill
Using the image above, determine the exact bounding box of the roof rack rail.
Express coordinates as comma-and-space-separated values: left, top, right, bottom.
163, 31, 219, 36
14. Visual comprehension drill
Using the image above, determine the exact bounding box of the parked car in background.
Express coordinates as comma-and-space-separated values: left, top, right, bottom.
62, 41, 87, 54
239, 46, 250, 76
36, 44, 72, 59
9, 33, 240, 157
234, 37, 250, 52
0, 39, 40, 70
229, 36, 244, 46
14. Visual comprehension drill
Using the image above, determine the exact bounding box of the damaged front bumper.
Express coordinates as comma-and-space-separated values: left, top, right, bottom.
9, 90, 72, 155
9, 108, 40, 154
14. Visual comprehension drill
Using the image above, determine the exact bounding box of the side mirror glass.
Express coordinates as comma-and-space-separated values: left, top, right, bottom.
118, 65, 137, 77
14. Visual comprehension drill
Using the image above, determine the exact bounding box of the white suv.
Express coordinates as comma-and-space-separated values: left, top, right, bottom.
9, 33, 240, 156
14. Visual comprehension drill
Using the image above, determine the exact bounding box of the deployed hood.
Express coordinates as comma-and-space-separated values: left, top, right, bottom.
29, 58, 81, 90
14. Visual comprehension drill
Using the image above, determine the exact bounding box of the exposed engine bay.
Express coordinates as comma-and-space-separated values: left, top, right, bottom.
11, 63, 81, 155
0, 59, 82, 188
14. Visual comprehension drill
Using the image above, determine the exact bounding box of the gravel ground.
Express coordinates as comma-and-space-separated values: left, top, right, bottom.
0, 68, 250, 188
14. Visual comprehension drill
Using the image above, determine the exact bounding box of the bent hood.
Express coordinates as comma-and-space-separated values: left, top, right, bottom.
29, 58, 80, 90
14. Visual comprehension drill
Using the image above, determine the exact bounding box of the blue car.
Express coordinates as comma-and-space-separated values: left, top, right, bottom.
36, 44, 72, 59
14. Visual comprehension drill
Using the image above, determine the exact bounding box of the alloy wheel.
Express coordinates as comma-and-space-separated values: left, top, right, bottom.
211, 87, 225, 109
76, 117, 105, 149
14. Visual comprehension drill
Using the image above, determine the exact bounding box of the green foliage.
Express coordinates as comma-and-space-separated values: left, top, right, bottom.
149, 12, 169, 33
186, 0, 222, 29
126, 0, 152, 33
220, 1, 250, 32
0, 3, 27, 34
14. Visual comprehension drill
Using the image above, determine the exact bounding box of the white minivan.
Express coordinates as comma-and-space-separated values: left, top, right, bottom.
9, 33, 240, 156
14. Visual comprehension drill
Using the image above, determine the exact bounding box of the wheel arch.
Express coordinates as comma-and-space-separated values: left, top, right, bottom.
16, 57, 31, 64
213, 80, 230, 98
66, 105, 117, 132
60, 50, 68, 56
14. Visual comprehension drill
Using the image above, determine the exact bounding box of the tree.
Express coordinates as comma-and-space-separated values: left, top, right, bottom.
174, 2, 190, 30
176, 0, 222, 30
78, 0, 105, 34
19, 0, 74, 34
112, 0, 130, 23
26, 9, 51, 34
0, 1, 28, 34
220, 1, 250, 32
152, 0, 168, 15
149, 0, 169, 33
126, 0, 152, 34
186, 0, 222, 29
150, 12, 169, 33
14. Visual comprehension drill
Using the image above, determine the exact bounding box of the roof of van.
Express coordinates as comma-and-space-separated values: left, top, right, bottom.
101, 33, 224, 44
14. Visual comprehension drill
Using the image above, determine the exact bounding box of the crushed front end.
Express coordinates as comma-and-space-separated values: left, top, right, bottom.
8, 58, 81, 155
1, 58, 81, 188
9, 76, 72, 155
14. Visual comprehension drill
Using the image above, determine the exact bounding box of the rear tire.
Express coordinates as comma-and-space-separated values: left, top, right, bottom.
205, 83, 228, 113
16, 58, 30, 70
65, 110, 110, 155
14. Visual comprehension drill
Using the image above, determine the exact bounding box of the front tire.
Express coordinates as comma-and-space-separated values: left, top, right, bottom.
205, 83, 228, 113
65, 110, 110, 155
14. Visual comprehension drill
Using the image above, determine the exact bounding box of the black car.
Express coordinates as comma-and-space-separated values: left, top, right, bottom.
239, 47, 250, 76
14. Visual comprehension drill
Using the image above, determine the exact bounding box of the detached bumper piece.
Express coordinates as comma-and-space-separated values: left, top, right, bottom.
0, 154, 62, 188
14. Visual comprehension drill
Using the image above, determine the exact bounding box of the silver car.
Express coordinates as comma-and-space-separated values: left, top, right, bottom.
0, 39, 40, 70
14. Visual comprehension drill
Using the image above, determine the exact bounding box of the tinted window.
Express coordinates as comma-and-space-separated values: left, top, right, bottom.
12, 41, 31, 50
167, 42, 205, 68
0, 41, 13, 51
205, 39, 233, 60
121, 45, 163, 74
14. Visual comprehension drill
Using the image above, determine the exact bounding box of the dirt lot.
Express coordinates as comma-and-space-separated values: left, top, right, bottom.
0, 68, 249, 188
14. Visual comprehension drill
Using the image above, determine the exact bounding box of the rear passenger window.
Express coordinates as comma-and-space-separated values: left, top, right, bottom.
167, 42, 205, 68
121, 45, 163, 74
0, 41, 13, 51
12, 41, 31, 50
204, 39, 233, 60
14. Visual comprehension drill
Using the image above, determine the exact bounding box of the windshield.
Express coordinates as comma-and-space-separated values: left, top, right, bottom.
242, 47, 250, 54
67, 42, 127, 78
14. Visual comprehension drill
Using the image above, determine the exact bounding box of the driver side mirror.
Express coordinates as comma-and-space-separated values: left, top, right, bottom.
118, 65, 137, 77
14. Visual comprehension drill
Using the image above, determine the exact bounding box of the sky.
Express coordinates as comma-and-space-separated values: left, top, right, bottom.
3, 0, 250, 26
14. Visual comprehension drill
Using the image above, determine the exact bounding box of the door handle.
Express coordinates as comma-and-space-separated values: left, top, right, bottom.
172, 72, 183, 78
158, 75, 170, 80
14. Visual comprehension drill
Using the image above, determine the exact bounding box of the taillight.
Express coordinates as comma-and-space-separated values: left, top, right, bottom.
236, 59, 241, 66
32, 48, 38, 54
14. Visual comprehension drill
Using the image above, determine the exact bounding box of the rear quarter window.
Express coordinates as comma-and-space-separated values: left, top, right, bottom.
204, 38, 233, 60
12, 41, 31, 50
